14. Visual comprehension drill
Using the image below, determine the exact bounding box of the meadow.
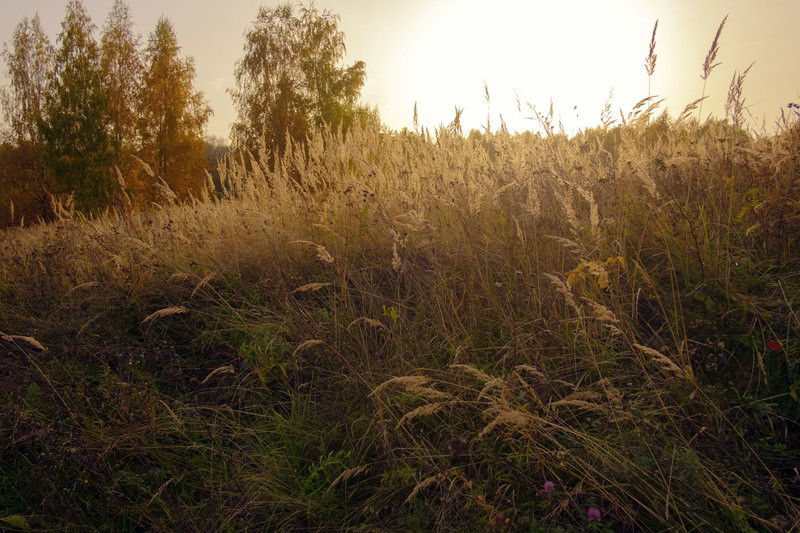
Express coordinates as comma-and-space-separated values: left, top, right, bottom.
1, 81, 800, 530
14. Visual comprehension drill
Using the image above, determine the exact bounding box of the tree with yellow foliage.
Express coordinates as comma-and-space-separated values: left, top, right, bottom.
137, 17, 210, 202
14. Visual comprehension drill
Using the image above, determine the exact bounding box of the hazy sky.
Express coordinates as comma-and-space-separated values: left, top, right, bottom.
1, 0, 798, 140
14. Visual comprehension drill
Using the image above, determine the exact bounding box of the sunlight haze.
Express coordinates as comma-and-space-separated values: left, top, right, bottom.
1, 0, 798, 139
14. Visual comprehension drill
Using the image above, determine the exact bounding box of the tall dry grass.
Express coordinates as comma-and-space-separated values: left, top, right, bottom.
1, 23, 799, 531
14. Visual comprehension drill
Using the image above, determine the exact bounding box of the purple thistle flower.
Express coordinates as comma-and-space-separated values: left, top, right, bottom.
587, 507, 602, 522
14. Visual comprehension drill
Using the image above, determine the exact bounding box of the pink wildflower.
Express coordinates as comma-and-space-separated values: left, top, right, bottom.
587, 507, 602, 522
543, 480, 555, 493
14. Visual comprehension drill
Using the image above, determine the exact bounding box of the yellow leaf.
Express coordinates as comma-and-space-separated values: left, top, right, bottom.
597, 272, 609, 290
586, 260, 604, 276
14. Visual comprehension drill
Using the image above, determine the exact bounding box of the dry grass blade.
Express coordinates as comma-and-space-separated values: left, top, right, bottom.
347, 317, 386, 330
316, 247, 335, 264
633, 343, 690, 379
407, 385, 451, 401
550, 390, 608, 413
391, 241, 403, 272
145, 477, 177, 509
405, 472, 445, 504
745, 223, 762, 237
699, 15, 728, 118
64, 281, 100, 296
450, 363, 494, 384
645, 19, 658, 78
370, 375, 430, 397
582, 298, 619, 323
479, 409, 533, 437
142, 306, 188, 324
676, 97, 706, 124
153, 176, 178, 203
328, 465, 370, 492
477, 378, 508, 402
702, 15, 728, 81
158, 399, 181, 426
552, 378, 579, 390
490, 181, 518, 203
291, 240, 335, 264
169, 272, 190, 283
49, 193, 76, 221
725, 62, 754, 127
113, 165, 126, 189
515, 364, 547, 381
637, 98, 666, 124
600, 89, 616, 127
292, 282, 333, 294
628, 96, 666, 124
560, 390, 604, 402
545, 235, 586, 258
397, 401, 448, 427
191, 272, 216, 298
544, 273, 580, 314
201, 365, 236, 384
131, 154, 155, 177
550, 399, 607, 412
0, 332, 48, 353
630, 95, 657, 115
293, 339, 323, 356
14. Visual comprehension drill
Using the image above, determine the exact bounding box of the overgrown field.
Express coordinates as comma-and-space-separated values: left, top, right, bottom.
1, 107, 799, 530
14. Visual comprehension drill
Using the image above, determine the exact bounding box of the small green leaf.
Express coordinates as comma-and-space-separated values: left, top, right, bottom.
790, 380, 800, 402
1, 515, 31, 530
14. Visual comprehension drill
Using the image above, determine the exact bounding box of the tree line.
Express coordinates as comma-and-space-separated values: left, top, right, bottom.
0, 0, 371, 226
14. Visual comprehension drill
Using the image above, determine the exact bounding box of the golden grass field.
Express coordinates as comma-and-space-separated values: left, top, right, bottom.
1, 32, 799, 530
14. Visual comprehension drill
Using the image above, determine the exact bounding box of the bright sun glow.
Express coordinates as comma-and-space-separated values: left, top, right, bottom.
393, 0, 654, 134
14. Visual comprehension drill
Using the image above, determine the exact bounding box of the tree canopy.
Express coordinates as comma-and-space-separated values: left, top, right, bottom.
137, 17, 211, 201
101, 0, 142, 169
230, 2, 366, 158
0, 14, 53, 220
1, 14, 52, 147
40, 0, 114, 212
0, 0, 213, 220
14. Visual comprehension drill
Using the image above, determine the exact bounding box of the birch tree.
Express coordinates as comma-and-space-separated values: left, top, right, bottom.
230, 2, 366, 159
0, 14, 54, 219
100, 0, 142, 169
